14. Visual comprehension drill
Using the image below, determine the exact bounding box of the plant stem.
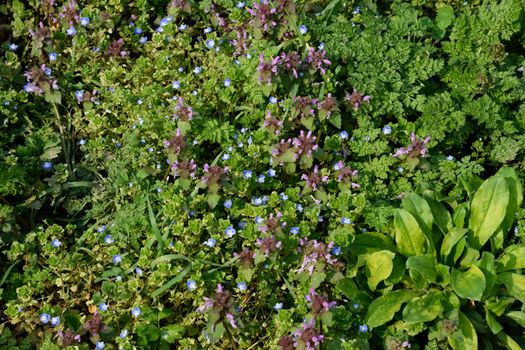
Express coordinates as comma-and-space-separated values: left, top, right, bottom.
224, 322, 238, 350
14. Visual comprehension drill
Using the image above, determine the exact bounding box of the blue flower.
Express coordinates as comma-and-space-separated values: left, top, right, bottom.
397, 166, 404, 173
318, 42, 325, 50
40, 313, 50, 324
222, 153, 230, 161
290, 226, 300, 235
331, 245, 342, 256
255, 216, 264, 224
296, 203, 303, 212
224, 199, 232, 209
353, 303, 360, 309
66, 26, 76, 36
80, 17, 90, 26
237, 281, 247, 291
49, 52, 57, 61
446, 155, 454, 161
134, 27, 143, 35
139, 36, 148, 44
269, 96, 278, 104
95, 341, 105, 350
280, 193, 288, 201
97, 225, 107, 233
50, 316, 60, 326
237, 1, 245, 8
204, 238, 216, 248
339, 131, 349, 139
8, 43, 18, 50
131, 307, 141, 318
179, 24, 187, 31
359, 324, 368, 333
204, 27, 212, 34
273, 302, 283, 310
224, 78, 231, 87
341, 217, 352, 225
299, 25, 308, 35
99, 303, 109, 312
194, 66, 202, 74
225, 226, 236, 238
160, 17, 170, 26
267, 168, 276, 177
243, 170, 253, 179
382, 125, 392, 135
103, 235, 114, 246
119, 329, 128, 338
51, 239, 62, 248
42, 161, 53, 171
75, 90, 84, 102
112, 254, 122, 265
238, 220, 248, 229
205, 39, 215, 49
186, 280, 197, 291
135, 267, 143, 276
257, 174, 265, 183
79, 139, 86, 145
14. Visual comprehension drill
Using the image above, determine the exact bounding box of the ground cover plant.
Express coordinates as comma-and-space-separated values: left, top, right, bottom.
1, 0, 525, 349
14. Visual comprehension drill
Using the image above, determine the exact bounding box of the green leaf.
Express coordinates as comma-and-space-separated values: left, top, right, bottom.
423, 191, 452, 234
498, 272, 525, 303
496, 333, 522, 350
435, 5, 455, 29
160, 324, 186, 344
505, 311, 525, 328
45, 91, 62, 104
365, 290, 421, 329
477, 252, 496, 296
363, 250, 395, 291
450, 266, 486, 301
441, 228, 468, 263
453, 203, 468, 228
485, 309, 503, 334
394, 209, 427, 256
468, 175, 509, 249
402, 192, 434, 232
336, 278, 358, 299
329, 113, 341, 129
350, 233, 397, 255
406, 254, 437, 283
402, 291, 444, 323
63, 310, 81, 332
206, 193, 220, 208
150, 264, 192, 298
146, 195, 164, 253
448, 312, 478, 350
496, 244, 525, 272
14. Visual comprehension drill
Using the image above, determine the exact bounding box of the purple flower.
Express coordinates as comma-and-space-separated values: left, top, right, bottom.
345, 89, 370, 109
257, 54, 280, 85
293, 130, 318, 158
305, 48, 331, 75
301, 165, 328, 191
293, 318, 324, 349
393, 132, 431, 159
306, 288, 336, 316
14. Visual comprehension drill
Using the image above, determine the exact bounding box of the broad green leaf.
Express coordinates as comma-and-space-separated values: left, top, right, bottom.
468, 175, 509, 249
485, 310, 503, 334
477, 252, 496, 296
365, 290, 421, 329
329, 113, 341, 129
363, 250, 395, 290
350, 233, 397, 256
402, 192, 434, 232
498, 272, 525, 303
402, 291, 444, 323
423, 191, 452, 234
436, 5, 455, 29
394, 209, 427, 257
440, 228, 467, 263
485, 297, 514, 316
406, 255, 437, 283
505, 311, 525, 328
496, 244, 525, 272
450, 266, 486, 301
448, 312, 478, 350
496, 333, 522, 350
492, 169, 521, 251
336, 278, 358, 299
453, 203, 468, 228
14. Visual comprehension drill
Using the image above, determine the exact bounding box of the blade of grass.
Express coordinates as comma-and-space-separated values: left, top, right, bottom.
150, 263, 192, 298
146, 194, 164, 253
0, 260, 19, 287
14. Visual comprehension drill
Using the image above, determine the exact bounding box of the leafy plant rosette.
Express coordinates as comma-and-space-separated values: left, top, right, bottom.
344, 168, 524, 349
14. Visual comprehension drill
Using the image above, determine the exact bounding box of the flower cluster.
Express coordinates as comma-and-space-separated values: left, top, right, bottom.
296, 238, 338, 275
345, 89, 370, 109
23, 65, 59, 95
393, 132, 431, 159
301, 165, 328, 191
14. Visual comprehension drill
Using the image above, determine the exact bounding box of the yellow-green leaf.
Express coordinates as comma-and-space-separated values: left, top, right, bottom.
363, 250, 395, 291
394, 209, 426, 257
450, 266, 486, 301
